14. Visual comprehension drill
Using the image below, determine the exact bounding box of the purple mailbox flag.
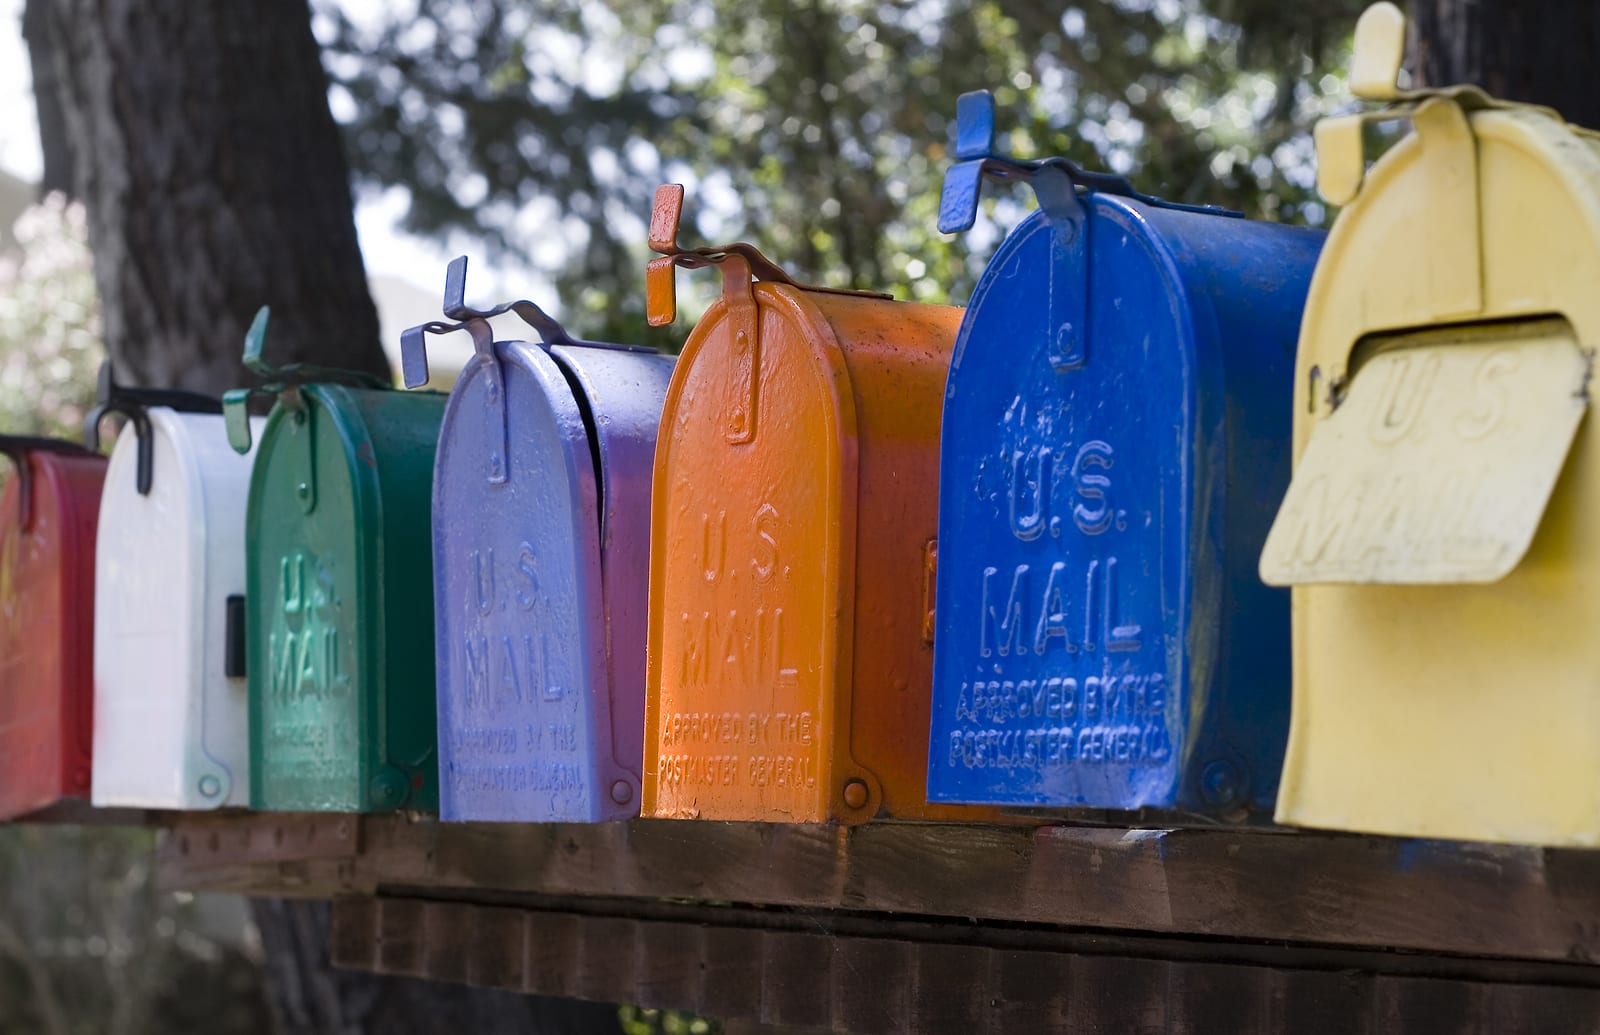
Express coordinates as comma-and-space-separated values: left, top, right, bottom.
403, 258, 672, 822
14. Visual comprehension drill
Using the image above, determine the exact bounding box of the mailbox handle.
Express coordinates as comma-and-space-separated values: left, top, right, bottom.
0, 435, 94, 532
937, 91, 1237, 373
644, 183, 890, 329
398, 255, 651, 390
222, 307, 390, 454
936, 89, 1237, 237
84, 361, 222, 496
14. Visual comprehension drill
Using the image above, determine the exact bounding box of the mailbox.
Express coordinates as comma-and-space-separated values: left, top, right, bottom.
88, 363, 263, 809
0, 435, 105, 819
402, 258, 672, 822
926, 92, 1324, 815
1260, 3, 1600, 846
642, 184, 979, 824
226, 309, 444, 813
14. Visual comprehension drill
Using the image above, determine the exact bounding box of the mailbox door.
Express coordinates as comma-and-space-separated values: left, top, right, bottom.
249, 389, 377, 811
647, 285, 852, 823
92, 411, 258, 809
0, 451, 104, 818
434, 343, 609, 822
929, 203, 1190, 809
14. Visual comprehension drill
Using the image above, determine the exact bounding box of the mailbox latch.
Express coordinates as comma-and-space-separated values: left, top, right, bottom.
646, 183, 890, 445
938, 89, 1237, 374
400, 256, 650, 484
84, 361, 221, 496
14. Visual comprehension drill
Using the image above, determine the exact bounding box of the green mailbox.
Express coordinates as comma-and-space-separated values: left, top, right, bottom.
226, 309, 444, 812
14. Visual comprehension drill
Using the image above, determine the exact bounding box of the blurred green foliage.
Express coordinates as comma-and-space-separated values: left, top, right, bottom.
316, 0, 1367, 345
619, 1004, 719, 1035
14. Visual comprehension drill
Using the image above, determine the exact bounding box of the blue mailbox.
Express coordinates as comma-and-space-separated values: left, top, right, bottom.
926, 92, 1324, 815
403, 258, 673, 823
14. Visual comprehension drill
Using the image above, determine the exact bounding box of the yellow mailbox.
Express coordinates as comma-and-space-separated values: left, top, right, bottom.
1260, 3, 1600, 846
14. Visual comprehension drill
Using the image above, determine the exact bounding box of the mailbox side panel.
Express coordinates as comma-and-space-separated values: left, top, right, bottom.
433, 346, 608, 822
336, 385, 444, 813
92, 419, 200, 807
809, 293, 970, 820
248, 397, 372, 811
645, 288, 849, 823
928, 206, 1192, 809
1157, 206, 1321, 812
554, 345, 676, 808
0, 452, 104, 819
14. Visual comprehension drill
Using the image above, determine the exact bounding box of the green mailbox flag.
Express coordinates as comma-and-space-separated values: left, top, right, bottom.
230, 310, 444, 812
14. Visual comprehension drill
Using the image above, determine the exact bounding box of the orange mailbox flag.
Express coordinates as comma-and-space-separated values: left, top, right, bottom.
643, 184, 980, 824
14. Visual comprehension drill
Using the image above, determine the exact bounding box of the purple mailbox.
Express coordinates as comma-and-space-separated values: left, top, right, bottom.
403, 257, 672, 822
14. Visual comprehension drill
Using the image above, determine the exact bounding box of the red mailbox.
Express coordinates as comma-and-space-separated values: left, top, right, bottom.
0, 437, 106, 819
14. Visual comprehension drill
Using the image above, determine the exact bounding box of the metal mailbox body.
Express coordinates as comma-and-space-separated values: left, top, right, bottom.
1260, 5, 1600, 846
642, 189, 970, 823
926, 94, 1324, 814
0, 442, 105, 819
246, 385, 444, 813
92, 409, 262, 809
432, 337, 673, 822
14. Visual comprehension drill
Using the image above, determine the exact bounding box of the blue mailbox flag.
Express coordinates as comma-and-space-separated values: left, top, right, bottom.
927, 92, 1324, 814
404, 258, 673, 823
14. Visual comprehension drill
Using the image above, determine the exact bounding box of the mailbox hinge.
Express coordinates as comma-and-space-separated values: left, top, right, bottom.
646, 183, 891, 444
938, 90, 1237, 373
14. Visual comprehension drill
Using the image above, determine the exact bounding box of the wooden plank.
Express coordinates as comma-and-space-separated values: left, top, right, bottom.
161, 811, 359, 866
166, 810, 1600, 965
329, 896, 1600, 1034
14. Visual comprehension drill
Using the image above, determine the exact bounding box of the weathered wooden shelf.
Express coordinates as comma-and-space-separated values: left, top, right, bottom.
127, 810, 1600, 1031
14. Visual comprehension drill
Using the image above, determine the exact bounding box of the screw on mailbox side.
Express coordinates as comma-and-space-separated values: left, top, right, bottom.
84, 360, 222, 495
223, 307, 390, 455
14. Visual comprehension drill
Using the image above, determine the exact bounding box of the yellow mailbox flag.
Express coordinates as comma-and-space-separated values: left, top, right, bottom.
1262, 2, 1600, 846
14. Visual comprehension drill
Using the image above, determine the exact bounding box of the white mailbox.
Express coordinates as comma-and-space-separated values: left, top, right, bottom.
88, 364, 264, 809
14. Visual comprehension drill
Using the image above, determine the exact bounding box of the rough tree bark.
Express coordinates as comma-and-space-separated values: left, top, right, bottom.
1408, 0, 1600, 127
25, 0, 387, 395
20, 0, 72, 199
23, 3, 624, 1031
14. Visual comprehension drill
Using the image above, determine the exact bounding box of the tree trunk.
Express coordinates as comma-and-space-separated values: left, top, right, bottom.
20, 0, 73, 199
25, 0, 387, 395
1408, 0, 1600, 128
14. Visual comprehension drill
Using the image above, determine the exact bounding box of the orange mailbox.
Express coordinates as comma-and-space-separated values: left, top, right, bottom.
643, 184, 971, 823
